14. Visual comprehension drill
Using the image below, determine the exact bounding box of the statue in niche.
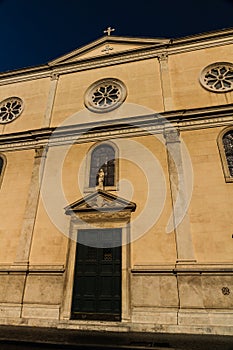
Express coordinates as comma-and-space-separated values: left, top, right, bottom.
97, 168, 104, 190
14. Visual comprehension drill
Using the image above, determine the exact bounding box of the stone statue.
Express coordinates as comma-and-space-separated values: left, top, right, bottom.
97, 168, 104, 189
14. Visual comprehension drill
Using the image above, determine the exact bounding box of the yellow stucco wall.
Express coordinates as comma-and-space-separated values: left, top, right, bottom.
51, 58, 164, 127
169, 44, 233, 110
0, 149, 34, 263
0, 78, 50, 134
28, 133, 177, 265
182, 126, 233, 262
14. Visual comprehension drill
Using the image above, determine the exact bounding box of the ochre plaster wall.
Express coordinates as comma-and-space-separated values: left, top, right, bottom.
169, 44, 233, 110
51, 58, 163, 127
182, 126, 233, 262
30, 133, 176, 266
0, 78, 50, 134
0, 149, 34, 263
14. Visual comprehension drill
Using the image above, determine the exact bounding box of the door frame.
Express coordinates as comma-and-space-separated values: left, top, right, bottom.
71, 228, 122, 321
60, 214, 131, 323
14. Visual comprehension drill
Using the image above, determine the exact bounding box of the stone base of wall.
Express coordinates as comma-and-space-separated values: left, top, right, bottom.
1, 264, 233, 335
0, 309, 233, 336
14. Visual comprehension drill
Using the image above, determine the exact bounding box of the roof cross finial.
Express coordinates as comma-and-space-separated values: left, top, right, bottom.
103, 26, 115, 36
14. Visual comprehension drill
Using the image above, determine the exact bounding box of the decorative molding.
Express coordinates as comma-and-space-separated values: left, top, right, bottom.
71, 211, 132, 224
222, 287, 231, 295
101, 45, 114, 54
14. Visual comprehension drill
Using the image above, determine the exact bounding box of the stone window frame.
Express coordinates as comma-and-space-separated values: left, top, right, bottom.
217, 127, 233, 183
199, 62, 233, 93
0, 96, 24, 124
84, 141, 119, 192
0, 154, 6, 188
84, 78, 127, 113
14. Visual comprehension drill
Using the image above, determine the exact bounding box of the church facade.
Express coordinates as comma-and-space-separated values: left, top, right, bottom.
0, 27, 233, 335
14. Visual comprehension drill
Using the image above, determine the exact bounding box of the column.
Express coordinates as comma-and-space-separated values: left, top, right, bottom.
164, 128, 196, 263
43, 73, 59, 127
14, 146, 47, 266
158, 52, 174, 111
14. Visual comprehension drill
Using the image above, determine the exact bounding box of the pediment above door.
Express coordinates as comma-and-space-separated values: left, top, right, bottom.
65, 189, 136, 215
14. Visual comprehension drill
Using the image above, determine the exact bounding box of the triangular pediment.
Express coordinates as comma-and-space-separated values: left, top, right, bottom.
48, 36, 169, 66
65, 190, 136, 214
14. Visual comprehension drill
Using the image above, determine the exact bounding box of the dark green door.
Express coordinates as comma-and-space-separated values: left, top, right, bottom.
71, 228, 122, 321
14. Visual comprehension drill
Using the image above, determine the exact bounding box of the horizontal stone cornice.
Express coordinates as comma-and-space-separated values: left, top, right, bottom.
132, 262, 233, 274
0, 104, 232, 151
0, 264, 65, 274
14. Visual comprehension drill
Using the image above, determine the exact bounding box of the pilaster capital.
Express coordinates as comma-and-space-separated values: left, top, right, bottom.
157, 51, 168, 62
163, 128, 180, 143
35, 145, 48, 158
51, 73, 59, 81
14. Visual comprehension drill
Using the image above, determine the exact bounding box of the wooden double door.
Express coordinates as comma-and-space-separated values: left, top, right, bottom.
71, 229, 122, 321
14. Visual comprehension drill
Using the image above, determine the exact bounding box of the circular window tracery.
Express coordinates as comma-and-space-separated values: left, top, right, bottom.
200, 62, 233, 92
84, 78, 127, 113
0, 97, 24, 123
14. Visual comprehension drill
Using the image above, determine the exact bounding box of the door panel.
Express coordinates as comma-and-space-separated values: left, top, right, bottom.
71, 228, 122, 321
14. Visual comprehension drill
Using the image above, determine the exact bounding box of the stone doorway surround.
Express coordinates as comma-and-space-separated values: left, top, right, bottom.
60, 190, 136, 323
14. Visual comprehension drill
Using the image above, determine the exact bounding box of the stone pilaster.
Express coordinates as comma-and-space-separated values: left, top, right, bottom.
164, 128, 196, 263
43, 73, 59, 127
14, 146, 48, 266
158, 52, 174, 111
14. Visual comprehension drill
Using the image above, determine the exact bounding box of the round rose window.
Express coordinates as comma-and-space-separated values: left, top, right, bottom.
0, 97, 24, 123
84, 78, 127, 113
200, 62, 233, 92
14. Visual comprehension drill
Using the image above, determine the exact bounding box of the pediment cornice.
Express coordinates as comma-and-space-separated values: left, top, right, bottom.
48, 35, 169, 66
65, 190, 136, 215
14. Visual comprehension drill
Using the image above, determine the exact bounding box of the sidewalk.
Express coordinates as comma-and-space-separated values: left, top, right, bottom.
0, 325, 232, 349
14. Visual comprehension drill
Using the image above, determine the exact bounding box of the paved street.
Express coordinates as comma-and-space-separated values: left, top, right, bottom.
0, 325, 232, 350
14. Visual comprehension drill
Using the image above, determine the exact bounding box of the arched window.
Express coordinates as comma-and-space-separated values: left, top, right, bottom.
0, 155, 6, 187
0, 157, 3, 175
223, 130, 233, 177
89, 144, 115, 188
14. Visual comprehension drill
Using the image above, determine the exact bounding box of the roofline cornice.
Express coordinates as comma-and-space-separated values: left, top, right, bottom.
0, 27, 232, 86
171, 27, 233, 44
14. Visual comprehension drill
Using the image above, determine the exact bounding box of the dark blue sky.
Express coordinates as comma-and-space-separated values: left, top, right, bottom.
0, 0, 233, 72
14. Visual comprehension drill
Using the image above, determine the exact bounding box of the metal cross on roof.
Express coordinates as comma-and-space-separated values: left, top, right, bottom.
103, 27, 115, 36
